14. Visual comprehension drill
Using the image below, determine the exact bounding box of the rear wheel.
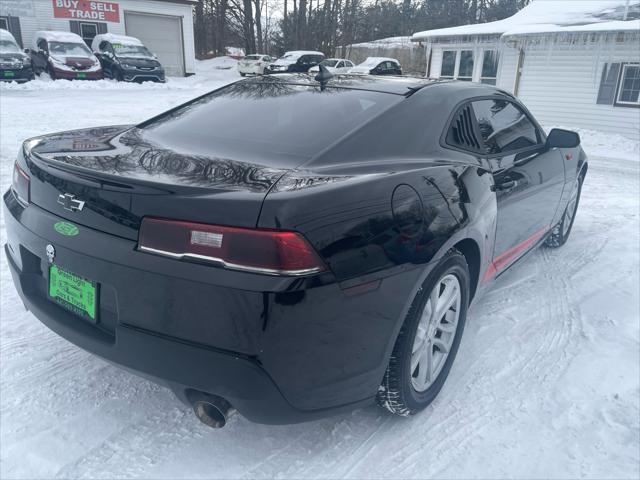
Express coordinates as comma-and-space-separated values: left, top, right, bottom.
545, 174, 583, 248
377, 250, 469, 416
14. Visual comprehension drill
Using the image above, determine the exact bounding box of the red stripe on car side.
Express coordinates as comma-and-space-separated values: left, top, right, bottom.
482, 225, 550, 284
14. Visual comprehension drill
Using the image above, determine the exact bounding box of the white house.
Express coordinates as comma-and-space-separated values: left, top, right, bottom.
0, 0, 197, 76
411, 0, 640, 140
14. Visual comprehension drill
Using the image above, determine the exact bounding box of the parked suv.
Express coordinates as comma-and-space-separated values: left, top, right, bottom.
265, 51, 324, 74
30, 31, 102, 80
348, 57, 402, 76
0, 29, 34, 83
92, 33, 165, 83
238, 54, 273, 76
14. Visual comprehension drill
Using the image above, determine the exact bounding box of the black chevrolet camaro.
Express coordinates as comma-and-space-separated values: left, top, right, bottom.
4, 74, 586, 428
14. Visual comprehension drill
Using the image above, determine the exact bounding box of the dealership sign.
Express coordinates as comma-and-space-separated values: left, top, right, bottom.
52, 0, 120, 22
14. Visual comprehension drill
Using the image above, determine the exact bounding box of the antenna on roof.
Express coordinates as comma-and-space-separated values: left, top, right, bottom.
314, 64, 334, 91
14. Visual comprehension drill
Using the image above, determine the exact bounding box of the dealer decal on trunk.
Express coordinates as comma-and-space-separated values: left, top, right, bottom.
54, 221, 79, 237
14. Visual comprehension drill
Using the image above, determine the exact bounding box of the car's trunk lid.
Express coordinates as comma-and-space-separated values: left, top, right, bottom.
26, 126, 288, 241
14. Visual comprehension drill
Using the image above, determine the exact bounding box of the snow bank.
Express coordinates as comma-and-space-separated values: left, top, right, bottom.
0, 57, 239, 91
545, 126, 640, 161
412, 0, 639, 40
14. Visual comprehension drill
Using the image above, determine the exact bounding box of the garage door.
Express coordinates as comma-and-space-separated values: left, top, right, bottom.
124, 12, 185, 77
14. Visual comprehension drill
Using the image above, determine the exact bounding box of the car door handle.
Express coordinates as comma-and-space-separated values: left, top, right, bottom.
490, 180, 516, 192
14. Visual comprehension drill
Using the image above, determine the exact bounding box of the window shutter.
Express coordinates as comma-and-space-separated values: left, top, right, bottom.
597, 63, 621, 105
69, 21, 80, 35
97, 23, 107, 34
8, 16, 22, 47
447, 105, 483, 152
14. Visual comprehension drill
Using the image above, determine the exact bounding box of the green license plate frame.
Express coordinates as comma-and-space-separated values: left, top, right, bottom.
3, 71, 15, 77
76, 72, 87, 79
48, 265, 98, 322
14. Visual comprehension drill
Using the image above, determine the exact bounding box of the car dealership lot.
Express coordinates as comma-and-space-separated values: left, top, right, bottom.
1, 61, 638, 479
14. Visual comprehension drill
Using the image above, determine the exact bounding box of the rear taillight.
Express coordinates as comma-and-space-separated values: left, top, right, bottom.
138, 217, 327, 276
11, 161, 30, 206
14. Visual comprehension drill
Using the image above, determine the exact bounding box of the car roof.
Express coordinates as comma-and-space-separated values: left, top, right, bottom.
0, 29, 18, 44
239, 74, 515, 98
283, 50, 324, 56
241, 73, 436, 95
33, 30, 84, 45
91, 33, 143, 52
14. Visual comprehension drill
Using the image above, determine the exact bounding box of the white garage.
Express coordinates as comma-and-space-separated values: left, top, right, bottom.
124, 11, 185, 77
0, 0, 197, 77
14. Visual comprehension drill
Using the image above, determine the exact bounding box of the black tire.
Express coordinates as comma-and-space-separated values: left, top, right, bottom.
377, 249, 470, 416
114, 68, 124, 82
47, 65, 56, 80
545, 173, 584, 248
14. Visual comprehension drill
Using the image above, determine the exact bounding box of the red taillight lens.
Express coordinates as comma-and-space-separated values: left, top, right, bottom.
138, 217, 327, 276
11, 162, 30, 206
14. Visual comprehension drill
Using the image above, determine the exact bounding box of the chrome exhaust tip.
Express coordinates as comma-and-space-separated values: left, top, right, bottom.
192, 395, 235, 428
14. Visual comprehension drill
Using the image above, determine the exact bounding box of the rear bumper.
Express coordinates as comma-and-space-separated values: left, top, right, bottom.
0, 67, 34, 82
3, 189, 424, 423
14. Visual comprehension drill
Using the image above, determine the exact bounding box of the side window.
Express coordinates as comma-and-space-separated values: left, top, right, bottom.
347, 61, 354, 68
472, 99, 541, 155
37, 39, 48, 52
336, 61, 344, 68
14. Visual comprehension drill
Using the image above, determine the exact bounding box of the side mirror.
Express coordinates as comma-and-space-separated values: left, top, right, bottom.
546, 128, 580, 149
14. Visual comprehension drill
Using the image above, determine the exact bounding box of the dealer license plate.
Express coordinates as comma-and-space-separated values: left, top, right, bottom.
48, 265, 97, 322
76, 72, 87, 79
3, 71, 15, 77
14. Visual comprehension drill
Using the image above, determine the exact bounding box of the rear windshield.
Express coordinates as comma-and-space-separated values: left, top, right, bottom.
139, 80, 400, 167
245, 55, 262, 60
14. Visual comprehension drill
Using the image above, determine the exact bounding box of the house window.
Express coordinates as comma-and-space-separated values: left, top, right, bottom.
481, 50, 499, 85
616, 64, 640, 107
458, 50, 474, 81
79, 22, 99, 47
441, 51, 456, 78
440, 50, 475, 81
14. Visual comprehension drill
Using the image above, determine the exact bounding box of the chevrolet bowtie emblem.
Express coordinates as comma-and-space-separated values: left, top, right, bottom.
57, 193, 85, 212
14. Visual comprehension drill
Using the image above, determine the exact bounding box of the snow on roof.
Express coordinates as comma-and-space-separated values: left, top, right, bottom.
412, 0, 639, 41
0, 29, 17, 43
503, 19, 640, 36
91, 33, 143, 52
350, 36, 415, 49
32, 30, 84, 49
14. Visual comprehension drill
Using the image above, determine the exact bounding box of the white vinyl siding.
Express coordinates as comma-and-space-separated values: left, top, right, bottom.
10, 0, 195, 75
516, 38, 640, 141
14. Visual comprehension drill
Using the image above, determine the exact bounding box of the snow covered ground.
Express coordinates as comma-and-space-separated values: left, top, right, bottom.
1, 59, 639, 479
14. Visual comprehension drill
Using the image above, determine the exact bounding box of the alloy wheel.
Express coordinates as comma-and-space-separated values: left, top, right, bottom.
411, 274, 461, 392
